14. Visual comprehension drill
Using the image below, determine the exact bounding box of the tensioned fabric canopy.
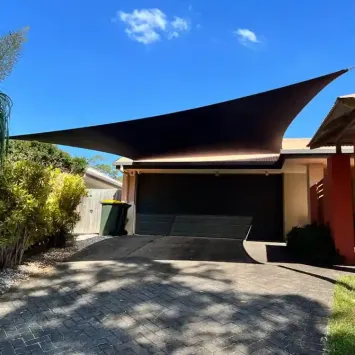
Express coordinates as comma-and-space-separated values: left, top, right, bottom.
308, 94, 355, 149
12, 69, 348, 160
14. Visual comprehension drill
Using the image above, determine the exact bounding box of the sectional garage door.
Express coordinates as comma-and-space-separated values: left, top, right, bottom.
136, 173, 284, 241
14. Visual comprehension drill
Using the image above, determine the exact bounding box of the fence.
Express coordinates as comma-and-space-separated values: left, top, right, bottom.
74, 189, 121, 234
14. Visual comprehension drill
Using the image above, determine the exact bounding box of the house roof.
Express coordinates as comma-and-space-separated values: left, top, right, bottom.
85, 167, 122, 188
308, 94, 355, 149
11, 69, 348, 160
116, 138, 354, 168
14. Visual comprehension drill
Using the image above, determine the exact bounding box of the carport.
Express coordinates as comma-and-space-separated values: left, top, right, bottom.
11, 69, 349, 242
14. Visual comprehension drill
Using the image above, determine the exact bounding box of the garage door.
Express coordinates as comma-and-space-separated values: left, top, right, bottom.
136, 174, 283, 241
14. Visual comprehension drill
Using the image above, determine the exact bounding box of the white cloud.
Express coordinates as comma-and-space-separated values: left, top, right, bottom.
117, 9, 190, 45
168, 31, 179, 40
171, 17, 189, 31
118, 9, 166, 44
168, 17, 190, 39
234, 28, 261, 46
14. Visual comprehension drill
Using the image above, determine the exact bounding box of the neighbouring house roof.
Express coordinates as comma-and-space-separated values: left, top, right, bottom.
11, 69, 348, 160
84, 167, 122, 189
281, 138, 354, 155
308, 94, 355, 149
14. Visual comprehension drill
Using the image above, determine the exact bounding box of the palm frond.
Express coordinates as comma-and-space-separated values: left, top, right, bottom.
0, 28, 28, 82
0, 92, 12, 164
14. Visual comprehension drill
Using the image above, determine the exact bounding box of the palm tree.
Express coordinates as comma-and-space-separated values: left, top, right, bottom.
0, 28, 28, 164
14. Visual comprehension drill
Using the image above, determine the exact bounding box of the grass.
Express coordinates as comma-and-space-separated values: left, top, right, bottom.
327, 275, 355, 355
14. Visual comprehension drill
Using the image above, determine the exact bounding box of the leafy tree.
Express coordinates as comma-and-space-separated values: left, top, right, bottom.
8, 140, 87, 175
88, 154, 122, 180
0, 28, 28, 164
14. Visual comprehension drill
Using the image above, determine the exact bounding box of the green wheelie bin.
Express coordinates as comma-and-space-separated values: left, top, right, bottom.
99, 200, 131, 236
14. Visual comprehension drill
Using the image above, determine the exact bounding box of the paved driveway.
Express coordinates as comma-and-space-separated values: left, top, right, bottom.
0, 236, 350, 354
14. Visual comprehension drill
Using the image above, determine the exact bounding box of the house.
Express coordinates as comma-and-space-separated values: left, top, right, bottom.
12, 68, 355, 263
116, 139, 354, 241
84, 167, 122, 190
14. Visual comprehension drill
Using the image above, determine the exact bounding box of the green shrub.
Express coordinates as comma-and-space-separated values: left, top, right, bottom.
0, 161, 87, 269
46, 170, 87, 247
0, 161, 51, 268
286, 223, 342, 265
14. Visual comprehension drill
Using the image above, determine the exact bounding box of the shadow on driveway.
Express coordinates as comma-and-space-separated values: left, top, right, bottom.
2, 236, 351, 354
69, 235, 256, 263
1, 254, 333, 354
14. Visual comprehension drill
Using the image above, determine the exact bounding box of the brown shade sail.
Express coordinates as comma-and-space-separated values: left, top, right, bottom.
12, 69, 348, 160
308, 94, 355, 149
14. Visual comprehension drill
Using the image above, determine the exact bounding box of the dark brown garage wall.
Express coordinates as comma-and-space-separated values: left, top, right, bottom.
136, 173, 284, 241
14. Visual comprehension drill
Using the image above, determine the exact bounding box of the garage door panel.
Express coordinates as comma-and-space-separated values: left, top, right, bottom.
136, 174, 283, 241
172, 215, 252, 224
135, 214, 174, 235
169, 215, 251, 239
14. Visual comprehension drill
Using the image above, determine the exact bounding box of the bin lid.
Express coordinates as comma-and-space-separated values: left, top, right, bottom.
101, 200, 124, 205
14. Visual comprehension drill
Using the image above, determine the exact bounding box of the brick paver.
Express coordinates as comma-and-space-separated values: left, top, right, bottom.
0, 237, 349, 354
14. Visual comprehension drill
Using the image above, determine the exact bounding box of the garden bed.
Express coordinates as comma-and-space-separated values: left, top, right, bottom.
0, 234, 112, 295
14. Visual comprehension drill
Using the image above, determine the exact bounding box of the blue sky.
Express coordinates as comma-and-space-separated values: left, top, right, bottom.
1, 0, 355, 163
